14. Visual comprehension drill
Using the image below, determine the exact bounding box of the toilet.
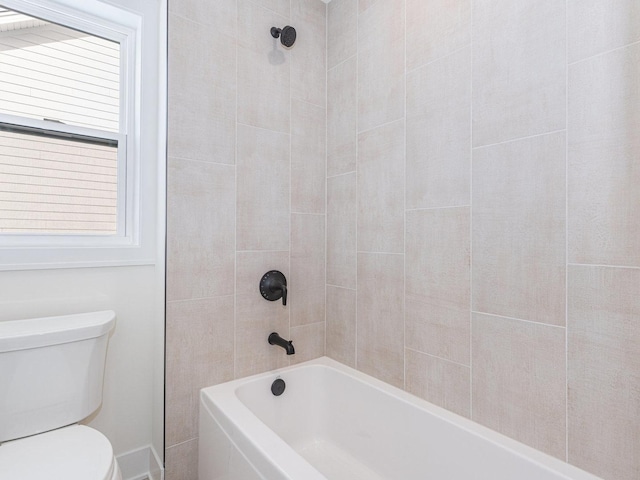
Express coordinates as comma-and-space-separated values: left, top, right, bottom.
0, 310, 122, 480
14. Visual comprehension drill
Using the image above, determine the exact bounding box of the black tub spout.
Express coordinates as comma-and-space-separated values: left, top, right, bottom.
268, 332, 295, 355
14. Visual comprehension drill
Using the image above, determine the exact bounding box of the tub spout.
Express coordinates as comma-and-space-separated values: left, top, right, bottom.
268, 332, 295, 355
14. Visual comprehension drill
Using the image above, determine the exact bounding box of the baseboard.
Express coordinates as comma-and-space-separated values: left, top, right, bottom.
117, 445, 164, 480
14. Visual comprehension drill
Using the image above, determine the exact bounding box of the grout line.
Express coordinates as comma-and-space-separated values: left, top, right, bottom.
406, 205, 471, 213
166, 294, 235, 305
327, 169, 357, 180
288, 0, 292, 368
236, 249, 289, 253
471, 310, 567, 330
166, 155, 236, 168
327, 52, 357, 73
405, 347, 471, 369
472, 128, 566, 151
324, 0, 328, 359
233, 0, 239, 381
236, 121, 290, 136
354, 0, 359, 371
469, 0, 474, 420
405, 43, 472, 75
567, 262, 640, 270
356, 250, 404, 256
568, 38, 640, 66
402, 0, 407, 391
356, 116, 405, 136
564, 1, 569, 462
326, 283, 357, 291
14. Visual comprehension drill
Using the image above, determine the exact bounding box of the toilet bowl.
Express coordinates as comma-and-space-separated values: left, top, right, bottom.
0, 311, 121, 479
0, 425, 121, 480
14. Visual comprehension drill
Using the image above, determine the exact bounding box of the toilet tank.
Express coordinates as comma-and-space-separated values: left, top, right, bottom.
0, 311, 116, 443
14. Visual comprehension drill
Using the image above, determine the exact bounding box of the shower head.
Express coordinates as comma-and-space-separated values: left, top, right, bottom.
271, 25, 296, 47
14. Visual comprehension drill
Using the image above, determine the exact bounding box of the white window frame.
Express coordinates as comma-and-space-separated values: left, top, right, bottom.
0, 0, 157, 270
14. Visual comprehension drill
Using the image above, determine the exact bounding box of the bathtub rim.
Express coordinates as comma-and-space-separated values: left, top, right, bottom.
199, 356, 601, 480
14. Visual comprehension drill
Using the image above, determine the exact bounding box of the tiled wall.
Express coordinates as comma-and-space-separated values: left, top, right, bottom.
166, 0, 326, 477
325, 1, 640, 479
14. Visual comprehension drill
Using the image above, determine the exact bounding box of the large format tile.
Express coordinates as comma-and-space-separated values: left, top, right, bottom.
568, 43, 640, 268
472, 132, 566, 326
357, 120, 405, 254
357, 253, 404, 388
169, 0, 236, 31
357, 0, 405, 132
165, 439, 198, 480
237, 45, 290, 132
236, 125, 290, 251
290, 321, 325, 364
235, 251, 290, 378
568, 0, 640, 63
406, 47, 471, 209
328, 57, 357, 176
326, 285, 356, 367
327, 0, 357, 69
167, 158, 235, 301
327, 173, 356, 288
405, 349, 470, 418
291, 100, 326, 214
568, 265, 640, 480
165, 296, 234, 446
406, 0, 471, 70
472, 313, 566, 459
405, 207, 470, 365
290, 214, 325, 327
472, 0, 566, 146
291, 0, 326, 107
168, 16, 235, 165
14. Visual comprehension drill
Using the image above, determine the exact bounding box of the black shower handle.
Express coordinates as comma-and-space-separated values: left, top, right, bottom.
259, 270, 288, 306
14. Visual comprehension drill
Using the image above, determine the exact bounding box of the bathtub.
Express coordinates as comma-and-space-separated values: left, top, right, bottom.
199, 357, 600, 480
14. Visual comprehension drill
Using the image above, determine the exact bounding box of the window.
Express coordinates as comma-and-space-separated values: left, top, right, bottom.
0, 0, 159, 270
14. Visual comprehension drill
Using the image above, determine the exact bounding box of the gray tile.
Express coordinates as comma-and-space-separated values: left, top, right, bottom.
472, 313, 566, 459
290, 214, 325, 327
291, 100, 326, 214
568, 0, 640, 63
405, 208, 470, 365
165, 297, 234, 446
406, 47, 471, 209
236, 125, 290, 251
406, 0, 471, 70
328, 57, 357, 176
327, 0, 357, 69
357, 0, 405, 132
327, 173, 356, 288
326, 285, 356, 367
472, 0, 566, 146
405, 349, 470, 418
568, 265, 640, 480
568, 43, 640, 268
166, 158, 235, 301
357, 253, 404, 388
472, 132, 566, 326
357, 120, 405, 254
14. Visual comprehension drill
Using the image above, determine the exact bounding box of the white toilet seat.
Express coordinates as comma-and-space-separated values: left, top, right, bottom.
0, 424, 120, 480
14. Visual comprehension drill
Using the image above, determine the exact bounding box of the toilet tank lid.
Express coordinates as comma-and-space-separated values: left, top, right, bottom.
0, 310, 116, 353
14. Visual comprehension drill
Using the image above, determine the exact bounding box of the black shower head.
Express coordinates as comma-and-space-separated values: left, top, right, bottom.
271, 25, 296, 47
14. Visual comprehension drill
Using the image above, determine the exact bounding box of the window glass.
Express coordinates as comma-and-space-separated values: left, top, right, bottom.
0, 6, 120, 131
0, 6, 121, 235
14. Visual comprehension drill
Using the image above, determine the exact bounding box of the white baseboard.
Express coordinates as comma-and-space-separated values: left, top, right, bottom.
117, 445, 164, 480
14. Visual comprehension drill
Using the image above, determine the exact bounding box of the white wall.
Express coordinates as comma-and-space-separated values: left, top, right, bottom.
0, 0, 166, 464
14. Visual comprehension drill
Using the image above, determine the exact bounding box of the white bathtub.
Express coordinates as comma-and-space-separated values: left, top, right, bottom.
199, 357, 600, 480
